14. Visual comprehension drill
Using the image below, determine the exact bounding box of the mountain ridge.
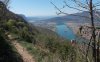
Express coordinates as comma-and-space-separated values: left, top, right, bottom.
34, 11, 100, 23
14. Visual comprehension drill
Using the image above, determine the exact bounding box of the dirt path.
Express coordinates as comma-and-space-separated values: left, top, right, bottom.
8, 35, 35, 62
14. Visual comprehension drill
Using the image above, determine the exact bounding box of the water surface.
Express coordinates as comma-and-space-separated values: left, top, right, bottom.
56, 24, 75, 40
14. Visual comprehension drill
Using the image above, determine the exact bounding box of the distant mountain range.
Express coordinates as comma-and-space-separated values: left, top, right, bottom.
20, 11, 100, 24
35, 11, 100, 23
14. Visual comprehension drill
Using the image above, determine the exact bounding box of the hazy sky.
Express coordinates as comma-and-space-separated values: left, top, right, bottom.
9, 0, 99, 17
9, 0, 76, 16
10, 0, 52, 16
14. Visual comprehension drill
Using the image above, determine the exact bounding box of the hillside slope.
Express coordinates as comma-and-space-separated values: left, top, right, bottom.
0, 1, 77, 62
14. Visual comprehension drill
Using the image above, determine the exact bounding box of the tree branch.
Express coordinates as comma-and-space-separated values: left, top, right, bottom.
51, 1, 90, 19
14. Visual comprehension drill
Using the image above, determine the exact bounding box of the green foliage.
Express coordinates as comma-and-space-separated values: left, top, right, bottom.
18, 26, 33, 43
45, 38, 60, 53
18, 30, 77, 62
5, 19, 18, 34
96, 26, 100, 29
6, 19, 16, 27
58, 44, 76, 62
17, 22, 25, 26
0, 28, 4, 34
19, 38, 76, 62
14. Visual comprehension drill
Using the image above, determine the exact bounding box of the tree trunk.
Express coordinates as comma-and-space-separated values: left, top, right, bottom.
89, 0, 97, 62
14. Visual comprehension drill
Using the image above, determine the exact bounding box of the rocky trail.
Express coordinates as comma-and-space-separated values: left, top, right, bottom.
8, 35, 35, 62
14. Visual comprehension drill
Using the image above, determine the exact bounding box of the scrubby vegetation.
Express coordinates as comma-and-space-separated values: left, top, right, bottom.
18, 34, 76, 62
7, 19, 77, 62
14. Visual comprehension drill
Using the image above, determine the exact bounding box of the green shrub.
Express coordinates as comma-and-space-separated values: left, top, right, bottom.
18, 26, 33, 43
6, 19, 16, 27
45, 38, 60, 53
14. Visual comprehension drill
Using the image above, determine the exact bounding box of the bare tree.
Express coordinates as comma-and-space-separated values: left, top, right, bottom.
51, 0, 100, 62
0, 0, 10, 7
